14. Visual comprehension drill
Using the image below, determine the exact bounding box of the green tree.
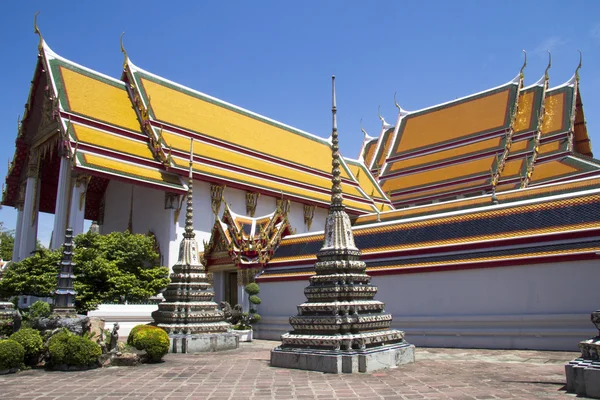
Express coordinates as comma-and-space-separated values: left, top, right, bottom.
0, 248, 61, 299
0, 231, 169, 313
0, 222, 15, 261
73, 231, 170, 312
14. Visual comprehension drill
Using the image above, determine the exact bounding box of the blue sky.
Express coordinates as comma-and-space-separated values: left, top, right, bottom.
1, 1, 599, 248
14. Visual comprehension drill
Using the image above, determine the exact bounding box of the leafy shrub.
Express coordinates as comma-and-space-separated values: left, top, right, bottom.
244, 283, 260, 296
234, 312, 262, 330
64, 336, 102, 366
129, 325, 169, 362
249, 295, 261, 305
47, 329, 72, 366
48, 329, 101, 367
127, 324, 153, 346
9, 328, 43, 364
0, 320, 13, 338
27, 301, 52, 319
0, 339, 24, 370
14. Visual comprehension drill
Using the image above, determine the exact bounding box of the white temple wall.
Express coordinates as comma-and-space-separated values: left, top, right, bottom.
255, 259, 600, 351
286, 201, 329, 234
102, 180, 172, 267
101, 179, 333, 269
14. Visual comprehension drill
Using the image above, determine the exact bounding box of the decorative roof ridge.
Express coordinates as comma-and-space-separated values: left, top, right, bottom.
394, 73, 521, 118
393, 92, 410, 116
290, 184, 600, 239
547, 53, 582, 91
360, 118, 376, 142
343, 157, 390, 205
41, 39, 127, 89
526, 74, 548, 89
127, 61, 333, 148
356, 120, 377, 164
374, 173, 600, 216
367, 124, 396, 172
520, 51, 551, 189
378, 105, 394, 129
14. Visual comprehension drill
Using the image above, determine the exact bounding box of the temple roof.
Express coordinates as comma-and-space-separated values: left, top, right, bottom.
361, 61, 597, 208
2, 39, 386, 215
122, 61, 382, 214
262, 175, 600, 280
378, 77, 521, 206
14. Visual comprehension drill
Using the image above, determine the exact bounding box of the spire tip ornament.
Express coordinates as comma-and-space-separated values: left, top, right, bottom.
576, 50, 582, 82
34, 11, 43, 51
544, 50, 552, 80
520, 49, 527, 78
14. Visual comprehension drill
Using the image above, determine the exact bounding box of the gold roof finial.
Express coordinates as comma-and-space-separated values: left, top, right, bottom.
575, 50, 582, 82
544, 50, 552, 81
34, 11, 44, 51
120, 32, 129, 65
520, 50, 527, 79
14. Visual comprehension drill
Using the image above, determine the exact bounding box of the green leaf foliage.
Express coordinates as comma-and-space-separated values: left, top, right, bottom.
0, 229, 14, 261
244, 283, 260, 296
0, 339, 24, 370
0, 248, 61, 299
27, 301, 52, 319
129, 325, 169, 362
0, 320, 13, 338
127, 324, 153, 346
249, 295, 261, 305
47, 329, 101, 367
0, 231, 170, 314
9, 328, 43, 364
73, 231, 170, 312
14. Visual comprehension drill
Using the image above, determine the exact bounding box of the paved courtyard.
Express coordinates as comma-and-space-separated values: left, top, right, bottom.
0, 340, 582, 399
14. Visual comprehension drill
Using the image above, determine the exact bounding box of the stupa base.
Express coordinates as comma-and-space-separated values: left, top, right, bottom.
270, 341, 415, 374
169, 332, 239, 353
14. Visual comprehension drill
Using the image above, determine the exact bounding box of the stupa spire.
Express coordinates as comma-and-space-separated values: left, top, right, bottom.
330, 76, 344, 211
184, 139, 195, 239
152, 137, 237, 353
271, 76, 414, 373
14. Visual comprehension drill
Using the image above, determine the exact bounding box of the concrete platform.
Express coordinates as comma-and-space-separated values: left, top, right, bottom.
565, 359, 600, 398
169, 332, 239, 353
270, 342, 415, 373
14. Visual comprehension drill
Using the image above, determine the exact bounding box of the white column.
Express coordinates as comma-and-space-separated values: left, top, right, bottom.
12, 206, 24, 261
239, 285, 249, 312
50, 157, 71, 249
68, 175, 88, 237
19, 176, 40, 261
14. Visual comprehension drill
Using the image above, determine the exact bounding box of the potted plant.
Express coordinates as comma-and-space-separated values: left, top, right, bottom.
232, 283, 261, 341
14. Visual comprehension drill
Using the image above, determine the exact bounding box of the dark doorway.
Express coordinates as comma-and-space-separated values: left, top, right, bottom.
226, 271, 238, 305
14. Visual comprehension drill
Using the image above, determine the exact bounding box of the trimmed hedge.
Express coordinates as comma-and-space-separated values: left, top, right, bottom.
129, 325, 169, 362
9, 328, 43, 365
48, 329, 101, 367
127, 324, 154, 345
245, 283, 260, 296
0, 339, 24, 371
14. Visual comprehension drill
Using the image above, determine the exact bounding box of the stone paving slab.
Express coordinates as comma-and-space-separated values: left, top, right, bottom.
0, 340, 582, 399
